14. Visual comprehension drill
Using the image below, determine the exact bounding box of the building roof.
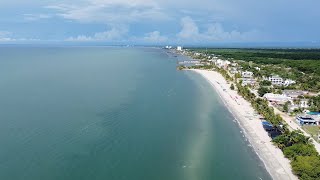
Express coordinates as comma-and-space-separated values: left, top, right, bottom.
263, 93, 292, 102
283, 90, 305, 97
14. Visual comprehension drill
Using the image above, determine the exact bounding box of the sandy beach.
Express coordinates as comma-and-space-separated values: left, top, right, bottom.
191, 69, 298, 180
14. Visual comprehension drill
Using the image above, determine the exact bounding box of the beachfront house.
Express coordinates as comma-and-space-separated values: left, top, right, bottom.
288, 99, 310, 112
194, 52, 201, 56
177, 46, 183, 51
212, 56, 218, 59
241, 71, 254, 78
231, 62, 238, 67
215, 59, 231, 69
229, 67, 239, 74
300, 99, 310, 108
267, 75, 296, 87
241, 78, 256, 86
263, 93, 292, 103
283, 79, 296, 86
268, 75, 283, 86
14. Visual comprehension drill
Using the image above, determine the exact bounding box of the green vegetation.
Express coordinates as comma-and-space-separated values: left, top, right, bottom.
190, 48, 320, 91
283, 101, 290, 113
177, 65, 186, 70
302, 126, 320, 143
283, 144, 318, 159
258, 86, 271, 97
291, 156, 320, 180
273, 131, 311, 150
259, 80, 272, 86
309, 95, 320, 112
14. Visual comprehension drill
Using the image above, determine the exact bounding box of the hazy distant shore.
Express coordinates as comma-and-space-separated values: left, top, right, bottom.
190, 69, 298, 180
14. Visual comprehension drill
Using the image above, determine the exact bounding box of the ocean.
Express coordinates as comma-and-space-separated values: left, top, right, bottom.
0, 47, 271, 180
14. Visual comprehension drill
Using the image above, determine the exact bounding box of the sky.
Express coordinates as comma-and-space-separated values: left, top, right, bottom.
0, 0, 320, 45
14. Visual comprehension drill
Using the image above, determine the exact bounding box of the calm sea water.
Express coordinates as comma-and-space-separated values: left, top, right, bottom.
0, 47, 271, 180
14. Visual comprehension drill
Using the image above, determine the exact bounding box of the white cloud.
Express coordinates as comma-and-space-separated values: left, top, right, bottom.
177, 16, 199, 40
46, 0, 169, 24
0, 31, 40, 42
66, 35, 93, 42
67, 29, 168, 43
0, 31, 11, 36
143, 31, 167, 43
23, 14, 52, 21
0, 31, 13, 41
66, 25, 128, 42
0, 37, 13, 42
177, 16, 261, 42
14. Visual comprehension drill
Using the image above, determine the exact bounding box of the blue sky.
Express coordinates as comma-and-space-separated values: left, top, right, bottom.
0, 0, 319, 45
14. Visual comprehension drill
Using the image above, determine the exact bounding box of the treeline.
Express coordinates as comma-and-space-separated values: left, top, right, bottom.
252, 59, 320, 76
191, 48, 320, 76
191, 48, 320, 60
214, 51, 320, 60
235, 83, 320, 180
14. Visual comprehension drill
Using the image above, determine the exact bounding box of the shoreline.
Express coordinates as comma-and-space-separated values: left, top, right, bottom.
190, 69, 298, 180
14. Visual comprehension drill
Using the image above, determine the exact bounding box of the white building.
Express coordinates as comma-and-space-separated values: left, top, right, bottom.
268, 76, 283, 86
177, 46, 183, 51
231, 62, 238, 67
241, 71, 254, 78
229, 67, 239, 74
268, 75, 295, 86
263, 93, 292, 102
300, 99, 309, 108
241, 78, 256, 86
283, 79, 296, 86
289, 99, 310, 112
283, 90, 305, 99
255, 67, 261, 71
215, 59, 231, 69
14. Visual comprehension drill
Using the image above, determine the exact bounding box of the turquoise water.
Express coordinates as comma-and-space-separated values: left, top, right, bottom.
0, 47, 271, 180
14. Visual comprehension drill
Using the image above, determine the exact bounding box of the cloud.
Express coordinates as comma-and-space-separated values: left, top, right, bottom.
0, 31, 13, 41
66, 25, 128, 42
24, 13, 52, 21
3, 0, 319, 43
177, 16, 199, 40
143, 31, 167, 43
177, 16, 261, 42
65, 35, 93, 42
46, 0, 169, 24
0, 31, 40, 42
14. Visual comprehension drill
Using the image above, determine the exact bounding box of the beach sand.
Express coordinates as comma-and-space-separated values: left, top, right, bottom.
191, 69, 297, 180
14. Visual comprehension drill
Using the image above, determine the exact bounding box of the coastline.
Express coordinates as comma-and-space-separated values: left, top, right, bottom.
190, 69, 298, 180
